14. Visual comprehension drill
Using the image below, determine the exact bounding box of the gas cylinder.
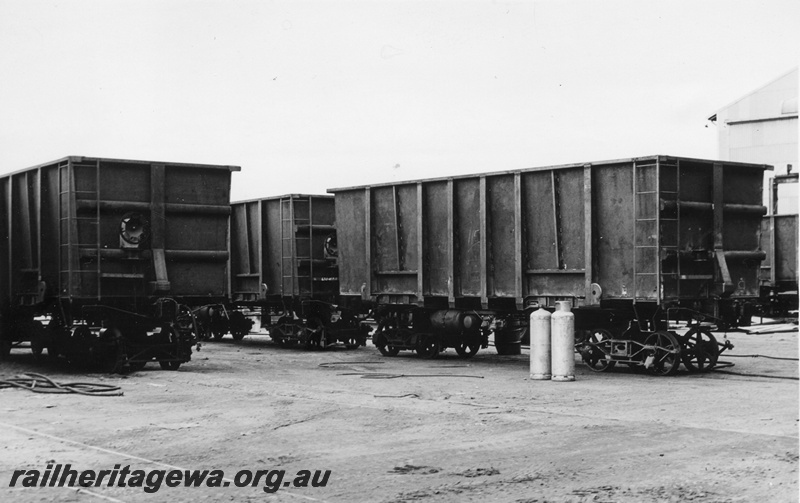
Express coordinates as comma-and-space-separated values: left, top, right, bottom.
551, 300, 575, 382
529, 307, 551, 380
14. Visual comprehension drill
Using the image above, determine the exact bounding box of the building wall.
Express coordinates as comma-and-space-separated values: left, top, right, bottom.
714, 68, 798, 213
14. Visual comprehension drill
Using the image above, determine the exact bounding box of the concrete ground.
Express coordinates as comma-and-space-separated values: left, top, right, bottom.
1, 325, 797, 503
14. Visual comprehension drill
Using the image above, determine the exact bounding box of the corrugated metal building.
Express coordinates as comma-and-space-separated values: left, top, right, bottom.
709, 67, 798, 213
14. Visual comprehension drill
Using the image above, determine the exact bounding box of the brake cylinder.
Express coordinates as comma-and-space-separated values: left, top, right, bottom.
430, 310, 481, 333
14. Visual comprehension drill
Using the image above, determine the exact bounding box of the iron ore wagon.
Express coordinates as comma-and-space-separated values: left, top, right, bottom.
0, 156, 238, 371
206, 194, 368, 349
329, 155, 770, 374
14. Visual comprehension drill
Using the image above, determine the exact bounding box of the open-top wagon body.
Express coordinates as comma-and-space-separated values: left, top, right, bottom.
329, 155, 770, 373
215, 194, 367, 349
0, 156, 238, 371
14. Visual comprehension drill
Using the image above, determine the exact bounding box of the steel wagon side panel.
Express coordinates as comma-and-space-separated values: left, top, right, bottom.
521, 167, 587, 302
0, 176, 7, 305
330, 155, 769, 310
230, 200, 262, 301
592, 162, 636, 300
333, 190, 368, 297
453, 178, 481, 299
422, 181, 451, 298
1, 161, 63, 303
774, 214, 798, 285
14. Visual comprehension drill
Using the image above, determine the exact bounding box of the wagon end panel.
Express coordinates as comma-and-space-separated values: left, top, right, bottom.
271, 195, 338, 299
59, 159, 234, 304
773, 214, 798, 286
162, 165, 232, 300
719, 164, 768, 299
306, 196, 339, 301
276, 195, 338, 300
664, 160, 767, 303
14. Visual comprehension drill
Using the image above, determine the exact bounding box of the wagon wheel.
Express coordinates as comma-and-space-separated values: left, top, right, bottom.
454, 341, 480, 358
305, 334, 322, 350
30, 333, 46, 359
128, 360, 148, 371
212, 329, 226, 341
159, 360, 181, 371
19, 320, 48, 359
681, 326, 719, 372
44, 323, 68, 361
581, 329, 617, 372
416, 334, 440, 359
377, 344, 400, 356
229, 311, 249, 341
304, 318, 326, 351
0, 339, 10, 359
644, 331, 681, 376
155, 325, 183, 371
344, 337, 362, 350
271, 321, 300, 347
98, 328, 125, 374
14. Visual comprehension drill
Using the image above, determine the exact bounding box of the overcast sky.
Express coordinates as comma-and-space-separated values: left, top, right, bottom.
1, 0, 798, 200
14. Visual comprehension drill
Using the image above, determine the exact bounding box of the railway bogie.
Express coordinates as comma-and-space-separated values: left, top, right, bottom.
371, 306, 489, 358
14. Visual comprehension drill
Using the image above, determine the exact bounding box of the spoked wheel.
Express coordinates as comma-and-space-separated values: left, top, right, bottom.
681, 326, 719, 372
582, 329, 617, 372
271, 321, 300, 348
98, 328, 125, 374
159, 360, 181, 371
279, 337, 299, 348
454, 341, 480, 358
0, 337, 12, 360
305, 318, 328, 351
344, 337, 362, 350
17, 320, 48, 359
305, 336, 322, 350
44, 324, 68, 361
229, 311, 251, 341
416, 334, 440, 359
377, 344, 400, 356
644, 331, 681, 376
128, 360, 148, 371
